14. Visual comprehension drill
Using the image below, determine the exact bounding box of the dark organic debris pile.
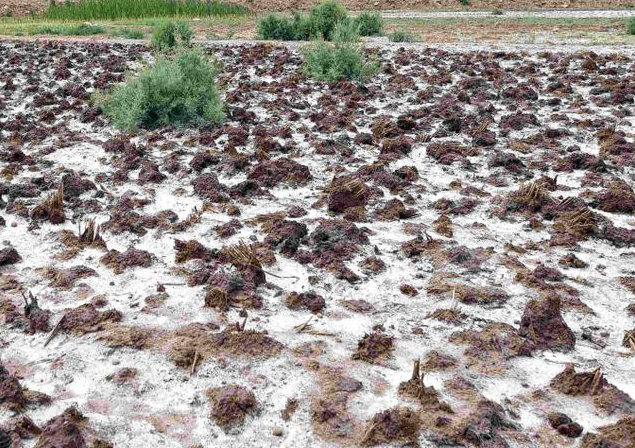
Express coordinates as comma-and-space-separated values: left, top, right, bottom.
206, 385, 258, 429
550, 364, 635, 414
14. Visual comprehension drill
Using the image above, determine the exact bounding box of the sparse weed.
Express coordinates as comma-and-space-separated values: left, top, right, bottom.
98, 48, 224, 130
389, 30, 415, 42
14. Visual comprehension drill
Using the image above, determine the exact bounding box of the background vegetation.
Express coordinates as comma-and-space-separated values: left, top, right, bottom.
44, 0, 247, 20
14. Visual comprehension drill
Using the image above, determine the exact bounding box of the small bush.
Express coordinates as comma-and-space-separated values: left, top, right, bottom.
257, 3, 383, 41
303, 21, 375, 82
354, 12, 383, 36
309, 0, 348, 40
151, 20, 193, 50
492, 8, 504, 15
110, 28, 145, 39
389, 30, 414, 42
98, 49, 224, 130
332, 18, 360, 42
257, 14, 298, 40
459, 0, 470, 5
628, 17, 635, 35
31, 23, 106, 36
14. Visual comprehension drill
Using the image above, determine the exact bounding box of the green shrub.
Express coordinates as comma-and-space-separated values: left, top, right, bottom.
98, 48, 224, 130
110, 28, 145, 39
257, 14, 297, 40
302, 21, 375, 82
44, 0, 247, 20
354, 12, 383, 36
459, 0, 470, 5
292, 11, 318, 40
30, 23, 106, 36
257, 3, 381, 41
308, 1, 348, 40
491, 8, 504, 15
151, 20, 193, 51
628, 17, 635, 35
389, 30, 414, 42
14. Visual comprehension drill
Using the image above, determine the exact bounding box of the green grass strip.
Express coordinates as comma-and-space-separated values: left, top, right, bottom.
44, 0, 248, 21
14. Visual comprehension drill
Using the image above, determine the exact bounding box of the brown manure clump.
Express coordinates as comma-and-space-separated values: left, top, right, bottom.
100, 247, 153, 274
326, 176, 369, 214
361, 407, 419, 446
206, 385, 258, 429
57, 303, 122, 336
162, 323, 283, 369
398, 359, 450, 411
455, 399, 517, 446
518, 296, 575, 352
450, 322, 532, 374
30, 183, 65, 224
285, 292, 326, 313
550, 364, 635, 414
33, 406, 111, 448
352, 328, 394, 364
547, 412, 583, 438
43, 266, 97, 289
580, 416, 635, 448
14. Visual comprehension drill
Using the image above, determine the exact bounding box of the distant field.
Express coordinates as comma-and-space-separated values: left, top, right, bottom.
0, 14, 632, 45
3, 0, 635, 18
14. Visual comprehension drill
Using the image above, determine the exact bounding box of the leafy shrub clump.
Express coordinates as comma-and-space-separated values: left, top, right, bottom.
354, 12, 383, 36
389, 30, 415, 42
98, 49, 224, 130
151, 20, 193, 51
303, 21, 376, 82
257, 13, 299, 40
257, 1, 383, 41
309, 0, 348, 40
31, 23, 106, 36
628, 17, 635, 35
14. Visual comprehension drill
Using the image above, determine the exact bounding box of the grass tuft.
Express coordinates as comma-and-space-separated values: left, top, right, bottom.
97, 48, 224, 130
44, 0, 248, 21
627, 17, 635, 35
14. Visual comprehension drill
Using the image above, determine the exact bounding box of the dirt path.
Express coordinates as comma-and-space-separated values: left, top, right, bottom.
379, 9, 635, 18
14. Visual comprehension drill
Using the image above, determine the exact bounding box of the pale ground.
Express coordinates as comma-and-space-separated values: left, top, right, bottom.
1, 38, 635, 447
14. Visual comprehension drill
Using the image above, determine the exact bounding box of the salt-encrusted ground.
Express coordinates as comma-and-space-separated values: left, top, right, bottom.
1, 39, 635, 448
